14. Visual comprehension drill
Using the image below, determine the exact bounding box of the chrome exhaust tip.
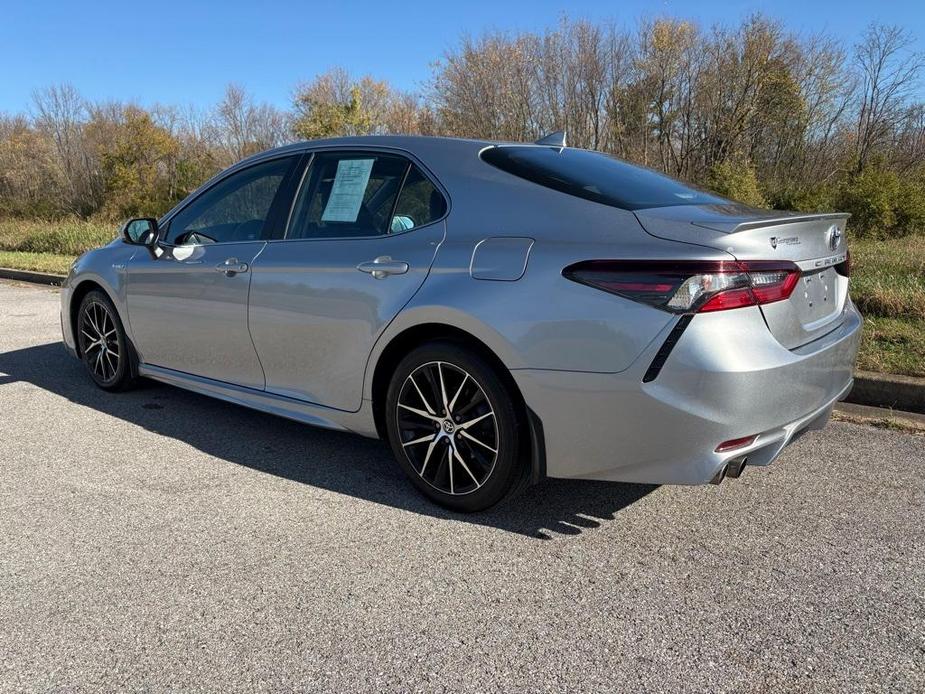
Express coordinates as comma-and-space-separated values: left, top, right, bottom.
726, 457, 748, 479
710, 464, 728, 485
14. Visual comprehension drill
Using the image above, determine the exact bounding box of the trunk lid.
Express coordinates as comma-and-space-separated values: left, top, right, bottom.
634, 204, 850, 349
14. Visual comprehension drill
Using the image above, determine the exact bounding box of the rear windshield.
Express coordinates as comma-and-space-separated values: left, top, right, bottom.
480, 145, 725, 211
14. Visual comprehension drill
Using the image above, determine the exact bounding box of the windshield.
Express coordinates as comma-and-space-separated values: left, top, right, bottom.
481, 145, 726, 211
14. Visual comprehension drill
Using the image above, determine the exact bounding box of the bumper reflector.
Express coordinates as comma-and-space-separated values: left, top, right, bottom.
715, 435, 758, 453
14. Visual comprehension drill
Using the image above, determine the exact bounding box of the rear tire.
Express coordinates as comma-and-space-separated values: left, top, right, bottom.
385, 341, 525, 512
76, 290, 137, 392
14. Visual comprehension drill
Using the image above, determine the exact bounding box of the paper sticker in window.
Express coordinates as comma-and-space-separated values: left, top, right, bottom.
321, 158, 375, 223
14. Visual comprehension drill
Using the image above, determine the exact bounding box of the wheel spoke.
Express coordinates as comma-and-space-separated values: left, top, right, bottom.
419, 438, 439, 476
421, 366, 442, 413
458, 410, 494, 430
86, 308, 101, 337
94, 304, 106, 335
447, 445, 454, 494
460, 429, 497, 454
409, 376, 436, 416
448, 374, 468, 413
453, 447, 481, 488
398, 403, 441, 423
402, 433, 436, 448
437, 362, 449, 411
103, 351, 116, 378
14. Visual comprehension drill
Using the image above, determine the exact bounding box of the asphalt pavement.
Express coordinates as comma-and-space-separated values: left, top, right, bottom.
1, 280, 923, 692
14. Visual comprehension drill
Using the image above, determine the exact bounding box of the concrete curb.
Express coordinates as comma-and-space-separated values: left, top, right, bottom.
1, 266, 924, 413
0, 267, 66, 286
846, 371, 925, 415
835, 401, 925, 428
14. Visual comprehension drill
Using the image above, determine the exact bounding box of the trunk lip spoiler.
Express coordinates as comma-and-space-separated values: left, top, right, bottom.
691, 212, 850, 234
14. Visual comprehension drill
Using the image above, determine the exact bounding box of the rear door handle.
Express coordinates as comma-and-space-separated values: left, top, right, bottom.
216, 257, 249, 276
356, 256, 409, 280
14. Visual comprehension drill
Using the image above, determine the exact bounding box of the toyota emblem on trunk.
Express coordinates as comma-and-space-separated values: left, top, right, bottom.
827, 225, 842, 251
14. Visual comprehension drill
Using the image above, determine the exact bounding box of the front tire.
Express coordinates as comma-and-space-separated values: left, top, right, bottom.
76, 290, 137, 391
385, 341, 525, 512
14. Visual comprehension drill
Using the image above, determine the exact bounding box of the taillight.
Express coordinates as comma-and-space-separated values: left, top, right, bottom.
563, 260, 801, 314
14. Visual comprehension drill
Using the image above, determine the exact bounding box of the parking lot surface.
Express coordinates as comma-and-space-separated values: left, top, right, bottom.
1, 280, 923, 692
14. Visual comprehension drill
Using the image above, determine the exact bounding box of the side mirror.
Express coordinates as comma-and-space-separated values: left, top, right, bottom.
121, 218, 159, 246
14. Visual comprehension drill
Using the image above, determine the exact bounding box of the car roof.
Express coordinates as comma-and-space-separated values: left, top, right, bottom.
245, 135, 487, 160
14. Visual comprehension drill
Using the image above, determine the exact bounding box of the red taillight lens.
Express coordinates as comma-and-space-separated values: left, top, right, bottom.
563, 260, 801, 314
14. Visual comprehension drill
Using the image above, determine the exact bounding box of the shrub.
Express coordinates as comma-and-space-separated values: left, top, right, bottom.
705, 160, 768, 208
894, 176, 925, 236
766, 183, 836, 213
835, 168, 900, 237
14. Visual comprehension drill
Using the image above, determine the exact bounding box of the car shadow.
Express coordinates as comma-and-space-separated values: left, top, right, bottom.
0, 342, 656, 539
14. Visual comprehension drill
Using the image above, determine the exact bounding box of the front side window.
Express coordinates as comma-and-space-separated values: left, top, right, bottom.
481, 146, 725, 211
288, 152, 446, 239
165, 156, 296, 245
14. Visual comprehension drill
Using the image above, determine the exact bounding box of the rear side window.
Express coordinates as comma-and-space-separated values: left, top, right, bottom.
390, 166, 447, 232
288, 152, 446, 239
481, 146, 725, 211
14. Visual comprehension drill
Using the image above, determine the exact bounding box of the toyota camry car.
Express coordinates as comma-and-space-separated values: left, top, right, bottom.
61, 134, 861, 511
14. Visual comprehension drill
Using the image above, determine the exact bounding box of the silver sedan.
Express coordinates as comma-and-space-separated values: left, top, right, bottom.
61, 135, 861, 511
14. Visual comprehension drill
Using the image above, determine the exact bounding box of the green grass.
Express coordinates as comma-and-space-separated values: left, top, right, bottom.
850, 236, 925, 377
850, 236, 925, 321
856, 316, 925, 377
0, 217, 923, 377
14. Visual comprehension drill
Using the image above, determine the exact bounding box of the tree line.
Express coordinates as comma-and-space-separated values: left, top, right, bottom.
1, 15, 923, 236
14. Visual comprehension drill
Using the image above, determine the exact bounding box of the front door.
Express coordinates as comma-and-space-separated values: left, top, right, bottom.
125, 155, 301, 389
248, 151, 448, 411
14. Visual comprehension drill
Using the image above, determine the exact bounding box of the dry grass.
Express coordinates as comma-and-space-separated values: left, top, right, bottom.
832, 407, 925, 436
0, 250, 75, 274
0, 218, 117, 256
850, 236, 925, 321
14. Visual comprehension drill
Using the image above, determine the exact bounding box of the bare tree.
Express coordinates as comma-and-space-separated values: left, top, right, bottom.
854, 24, 924, 171
31, 84, 99, 215
213, 84, 290, 164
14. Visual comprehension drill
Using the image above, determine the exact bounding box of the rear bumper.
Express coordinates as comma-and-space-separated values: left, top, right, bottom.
513, 301, 862, 484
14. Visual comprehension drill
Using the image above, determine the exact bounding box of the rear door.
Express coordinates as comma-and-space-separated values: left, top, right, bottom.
635, 206, 850, 348
248, 150, 447, 411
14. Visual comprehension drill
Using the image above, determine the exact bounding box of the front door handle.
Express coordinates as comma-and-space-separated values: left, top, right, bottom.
356, 256, 409, 280
216, 257, 249, 276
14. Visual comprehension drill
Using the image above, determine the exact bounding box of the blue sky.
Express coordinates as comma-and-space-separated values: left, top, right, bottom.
1, 0, 922, 114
